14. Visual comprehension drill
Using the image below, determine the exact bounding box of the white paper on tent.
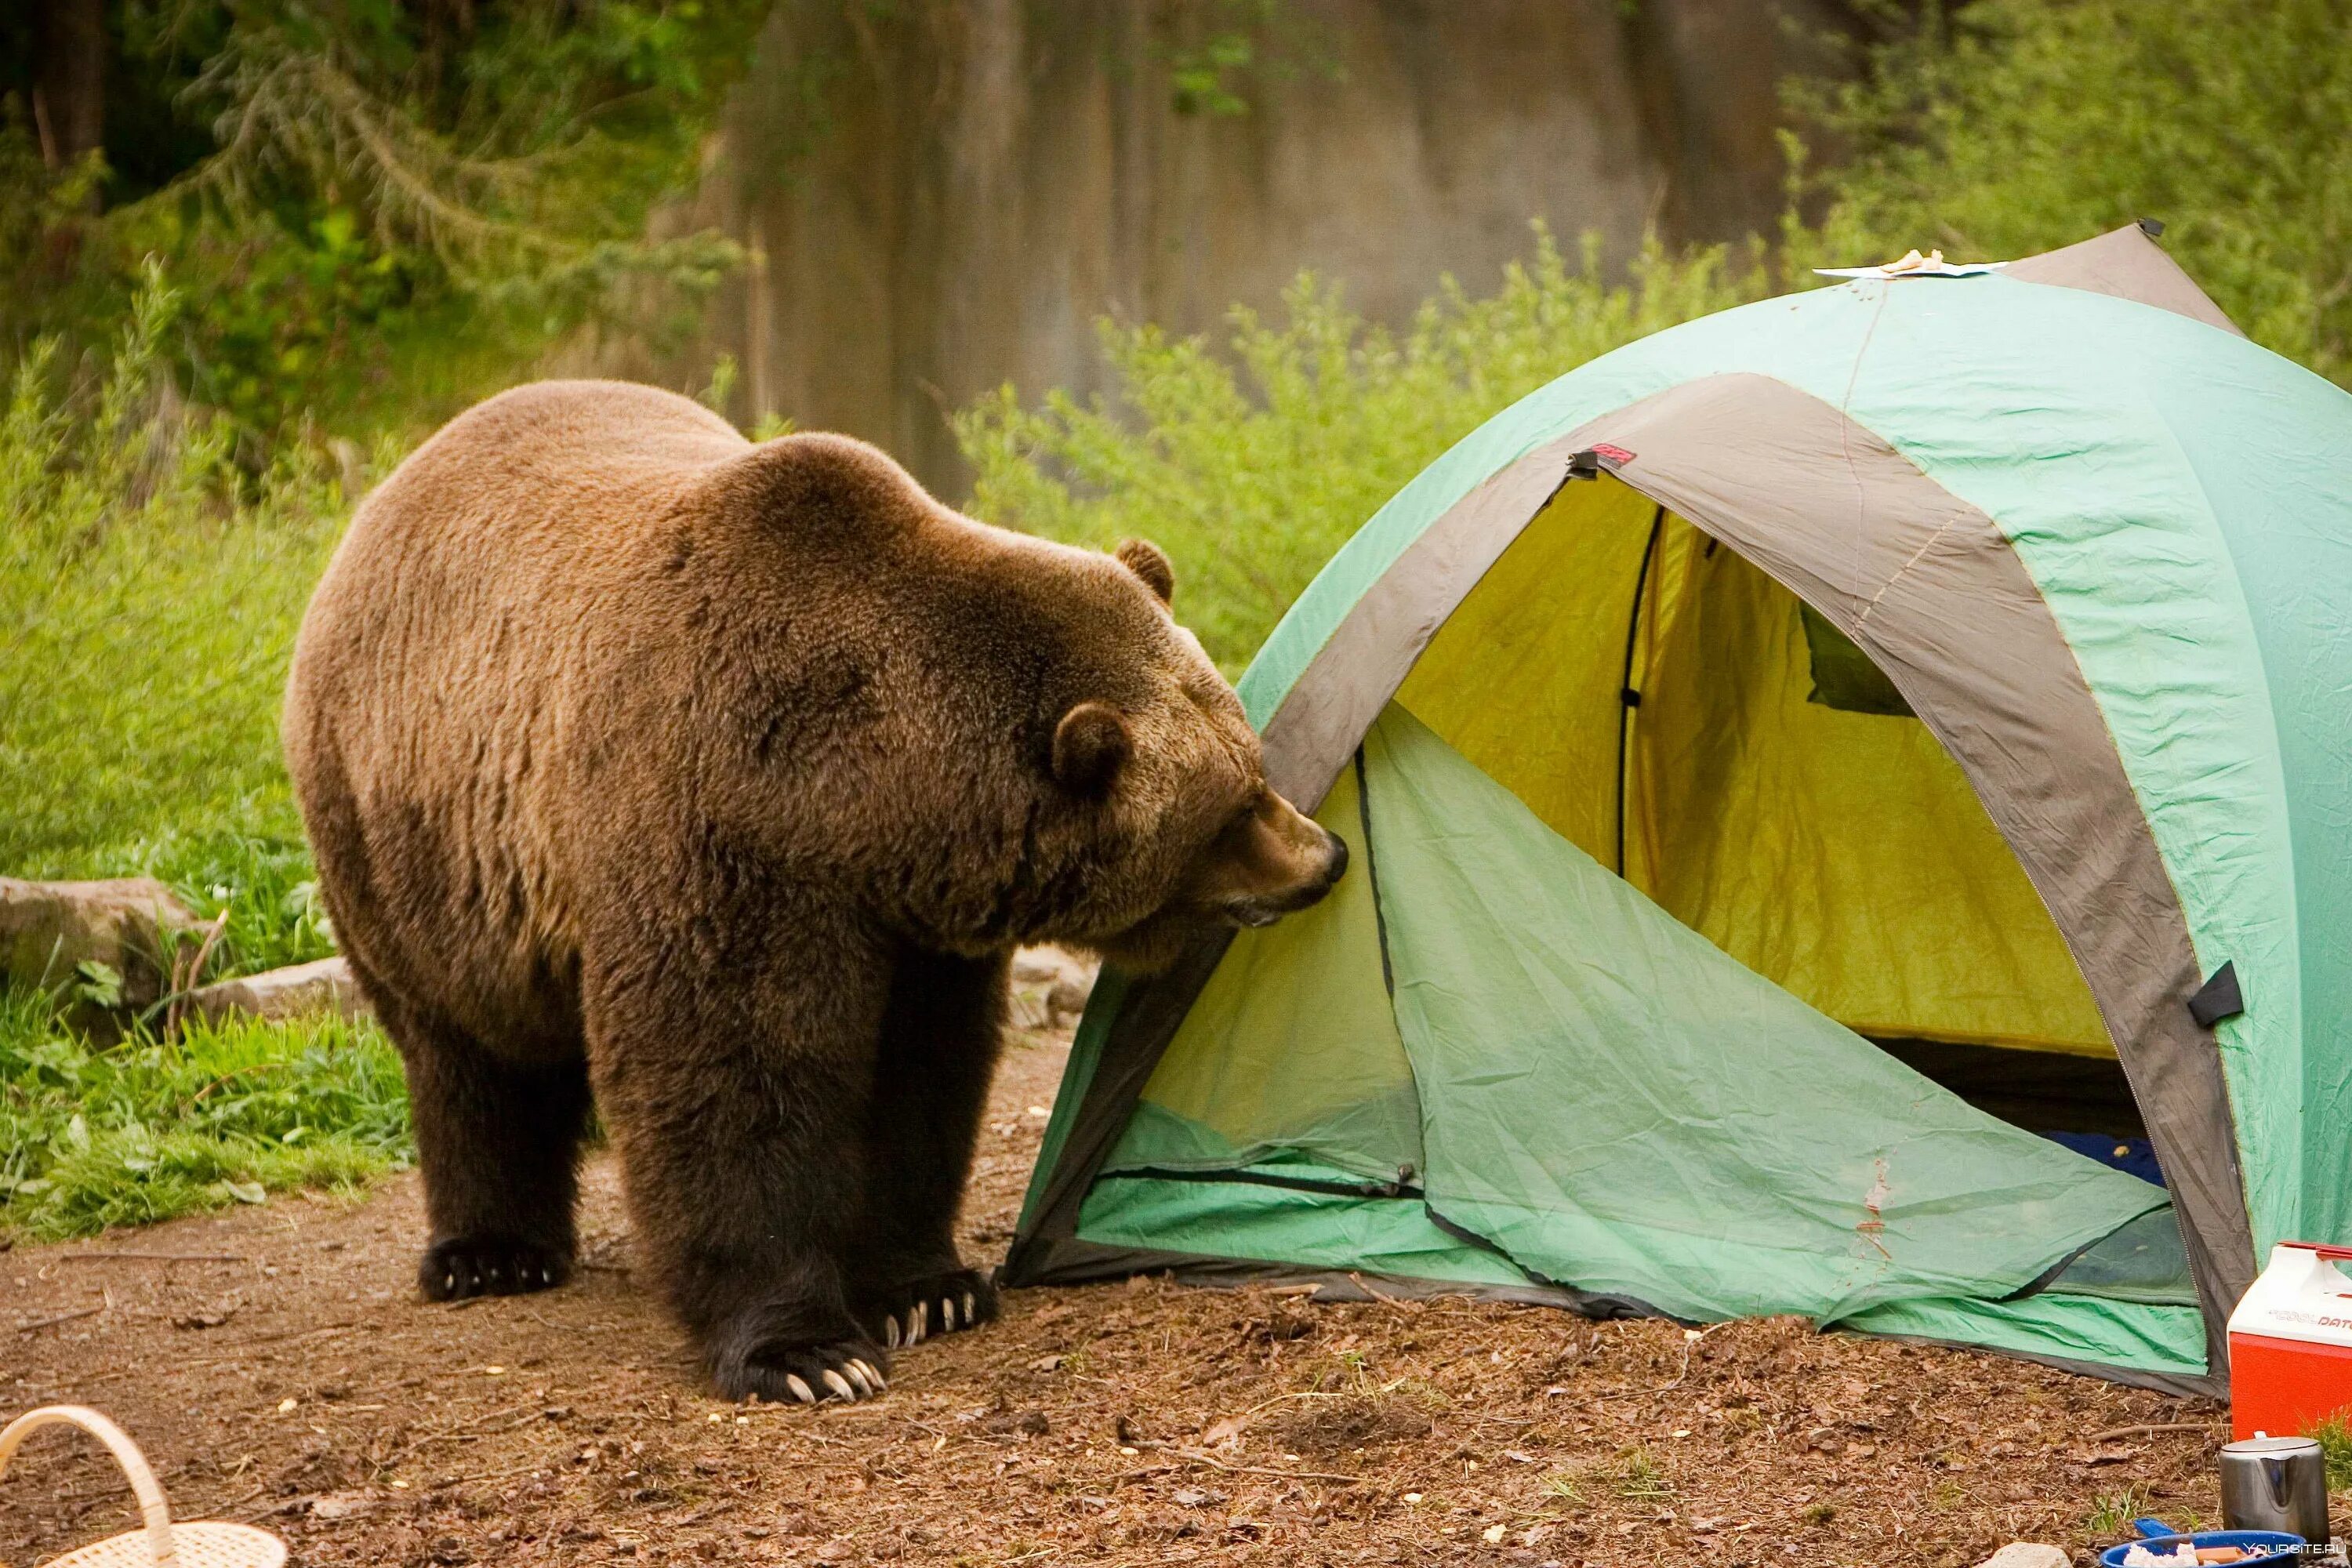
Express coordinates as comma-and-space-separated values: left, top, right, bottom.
1815, 247, 2009, 280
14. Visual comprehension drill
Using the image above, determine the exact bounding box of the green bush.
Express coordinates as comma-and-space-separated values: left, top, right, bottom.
1802, 0, 2352, 387
0, 267, 354, 920
0, 988, 408, 1242
955, 230, 1772, 673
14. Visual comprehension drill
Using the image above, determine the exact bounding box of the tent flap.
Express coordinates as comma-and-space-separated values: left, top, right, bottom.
1365, 703, 2169, 1323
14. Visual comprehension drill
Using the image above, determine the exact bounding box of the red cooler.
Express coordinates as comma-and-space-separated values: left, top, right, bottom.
2228, 1242, 2352, 1441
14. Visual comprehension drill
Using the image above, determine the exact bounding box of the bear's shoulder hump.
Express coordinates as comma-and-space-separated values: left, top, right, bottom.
692, 431, 942, 539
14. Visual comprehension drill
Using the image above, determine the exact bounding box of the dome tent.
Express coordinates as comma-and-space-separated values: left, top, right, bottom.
1006, 224, 2352, 1393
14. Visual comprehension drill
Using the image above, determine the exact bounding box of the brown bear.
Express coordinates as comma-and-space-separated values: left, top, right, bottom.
283, 380, 1345, 1405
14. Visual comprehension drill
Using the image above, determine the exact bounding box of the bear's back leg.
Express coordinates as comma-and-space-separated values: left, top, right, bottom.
357, 954, 593, 1299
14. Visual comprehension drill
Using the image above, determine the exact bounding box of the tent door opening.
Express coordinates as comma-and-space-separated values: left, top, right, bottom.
1397, 473, 2143, 1134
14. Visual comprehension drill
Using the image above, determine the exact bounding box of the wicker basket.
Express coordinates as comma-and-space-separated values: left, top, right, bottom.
0, 1406, 286, 1568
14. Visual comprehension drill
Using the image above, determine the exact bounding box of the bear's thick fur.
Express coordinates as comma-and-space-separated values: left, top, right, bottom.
284, 381, 1344, 1403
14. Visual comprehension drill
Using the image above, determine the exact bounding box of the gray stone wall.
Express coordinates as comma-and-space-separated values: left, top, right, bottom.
649, 0, 1861, 492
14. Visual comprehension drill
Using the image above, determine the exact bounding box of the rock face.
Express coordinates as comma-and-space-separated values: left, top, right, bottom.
0, 876, 201, 1014
187, 956, 366, 1026
1975, 1545, 2073, 1568
641, 0, 1869, 493
1010, 946, 1098, 1033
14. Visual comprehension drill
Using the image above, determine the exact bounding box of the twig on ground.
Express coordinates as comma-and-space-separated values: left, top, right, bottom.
165, 908, 233, 1042
1168, 1446, 1361, 1485
1656, 1322, 1729, 1392
56, 1250, 247, 1263
1345, 1272, 1419, 1312
16, 1305, 103, 1333
212, 1483, 277, 1519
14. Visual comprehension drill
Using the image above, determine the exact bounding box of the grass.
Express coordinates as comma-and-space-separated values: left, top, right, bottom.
1543, 1446, 1676, 1508
2086, 1485, 2151, 1540
0, 986, 409, 1243
2309, 1413, 2352, 1494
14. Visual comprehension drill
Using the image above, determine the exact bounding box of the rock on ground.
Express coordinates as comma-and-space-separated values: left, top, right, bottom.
0, 876, 201, 1015
1009, 945, 1097, 1031
1976, 1544, 2074, 1568
187, 956, 366, 1025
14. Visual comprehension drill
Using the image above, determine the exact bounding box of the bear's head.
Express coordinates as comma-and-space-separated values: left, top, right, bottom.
1025, 539, 1347, 972
688, 434, 1342, 966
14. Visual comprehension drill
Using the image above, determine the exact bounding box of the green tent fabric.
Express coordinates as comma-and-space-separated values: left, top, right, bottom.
1363, 705, 2164, 1323
1011, 225, 2352, 1394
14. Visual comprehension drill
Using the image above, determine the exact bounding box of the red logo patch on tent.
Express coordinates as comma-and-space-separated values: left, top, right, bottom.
1590, 443, 1637, 465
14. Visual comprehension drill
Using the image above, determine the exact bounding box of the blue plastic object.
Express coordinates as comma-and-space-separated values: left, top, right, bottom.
2041, 1131, 2166, 1186
2097, 1516, 2307, 1567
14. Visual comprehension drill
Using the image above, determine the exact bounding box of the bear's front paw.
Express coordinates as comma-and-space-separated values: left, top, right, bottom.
865, 1267, 999, 1349
713, 1337, 890, 1405
417, 1236, 570, 1301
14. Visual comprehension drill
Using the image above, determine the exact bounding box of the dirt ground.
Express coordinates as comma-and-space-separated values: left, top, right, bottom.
2, 1018, 2233, 1568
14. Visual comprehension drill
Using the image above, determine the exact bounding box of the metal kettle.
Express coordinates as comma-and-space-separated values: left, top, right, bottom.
2219, 1435, 2331, 1544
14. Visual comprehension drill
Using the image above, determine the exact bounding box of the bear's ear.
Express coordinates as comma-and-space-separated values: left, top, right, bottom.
1114, 539, 1175, 606
1052, 702, 1131, 796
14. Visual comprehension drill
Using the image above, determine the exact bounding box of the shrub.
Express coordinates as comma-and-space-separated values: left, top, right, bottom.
954, 229, 1772, 673
0, 266, 359, 902
1801, 0, 2352, 386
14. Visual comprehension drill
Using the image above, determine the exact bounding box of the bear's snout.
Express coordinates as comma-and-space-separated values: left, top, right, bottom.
1223, 822, 1355, 931
1204, 799, 1355, 931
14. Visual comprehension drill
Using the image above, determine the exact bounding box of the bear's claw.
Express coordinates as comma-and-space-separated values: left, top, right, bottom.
717, 1337, 889, 1405
864, 1267, 997, 1348
417, 1237, 570, 1301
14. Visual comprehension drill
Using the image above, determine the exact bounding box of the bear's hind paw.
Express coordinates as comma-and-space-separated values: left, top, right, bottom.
417, 1236, 570, 1301
718, 1338, 889, 1404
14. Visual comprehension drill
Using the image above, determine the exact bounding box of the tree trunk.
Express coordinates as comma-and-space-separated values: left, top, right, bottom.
34, 0, 107, 170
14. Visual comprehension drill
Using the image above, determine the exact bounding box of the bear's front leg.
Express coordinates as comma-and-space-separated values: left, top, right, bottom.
855, 946, 1010, 1348
584, 931, 891, 1404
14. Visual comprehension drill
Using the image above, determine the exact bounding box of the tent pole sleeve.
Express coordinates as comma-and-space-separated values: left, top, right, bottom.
1616, 505, 1665, 877
1354, 747, 1396, 998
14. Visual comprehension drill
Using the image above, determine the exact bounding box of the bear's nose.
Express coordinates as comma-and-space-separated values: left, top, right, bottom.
1316, 826, 1349, 890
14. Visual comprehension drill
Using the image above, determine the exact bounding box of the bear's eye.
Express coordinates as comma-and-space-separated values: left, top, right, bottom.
1211, 793, 1262, 844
